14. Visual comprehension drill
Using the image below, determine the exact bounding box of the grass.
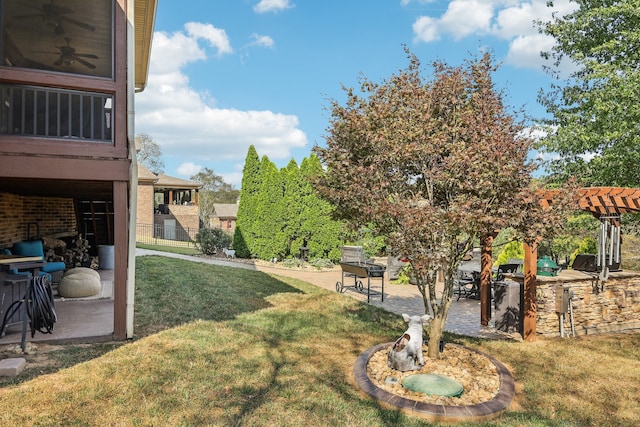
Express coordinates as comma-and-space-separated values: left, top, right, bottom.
136, 242, 200, 256
0, 255, 639, 426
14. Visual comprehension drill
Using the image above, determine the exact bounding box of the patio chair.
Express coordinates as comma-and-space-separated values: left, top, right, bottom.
494, 263, 521, 282
10, 240, 66, 284
454, 270, 479, 300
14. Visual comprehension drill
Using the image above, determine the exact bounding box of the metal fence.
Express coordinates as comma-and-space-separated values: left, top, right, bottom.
136, 223, 197, 248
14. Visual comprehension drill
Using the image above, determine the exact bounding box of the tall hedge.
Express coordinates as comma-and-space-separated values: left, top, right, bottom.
300, 155, 343, 261
233, 145, 260, 258
252, 157, 286, 260
234, 148, 345, 261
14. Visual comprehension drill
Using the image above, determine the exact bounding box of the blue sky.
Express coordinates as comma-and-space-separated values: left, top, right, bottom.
135, 0, 577, 187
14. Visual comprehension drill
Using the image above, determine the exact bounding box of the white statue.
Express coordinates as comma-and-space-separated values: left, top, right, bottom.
387, 313, 431, 372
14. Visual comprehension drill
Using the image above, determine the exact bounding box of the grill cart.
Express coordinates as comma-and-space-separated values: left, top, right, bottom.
335, 246, 386, 303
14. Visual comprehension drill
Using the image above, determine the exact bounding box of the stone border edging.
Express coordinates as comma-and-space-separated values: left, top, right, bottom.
352, 342, 515, 423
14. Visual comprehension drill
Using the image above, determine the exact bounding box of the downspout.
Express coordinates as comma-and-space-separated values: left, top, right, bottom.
126, 0, 137, 339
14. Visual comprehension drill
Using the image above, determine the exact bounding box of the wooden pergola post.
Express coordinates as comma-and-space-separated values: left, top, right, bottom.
522, 240, 538, 341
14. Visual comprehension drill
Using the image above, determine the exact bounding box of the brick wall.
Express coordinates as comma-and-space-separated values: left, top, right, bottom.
136, 183, 154, 226
209, 217, 236, 233
168, 204, 200, 233
0, 192, 77, 248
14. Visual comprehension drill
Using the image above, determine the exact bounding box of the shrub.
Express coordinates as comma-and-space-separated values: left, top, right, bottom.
495, 240, 524, 266
391, 263, 413, 284
282, 257, 306, 268
308, 258, 334, 270
195, 228, 232, 255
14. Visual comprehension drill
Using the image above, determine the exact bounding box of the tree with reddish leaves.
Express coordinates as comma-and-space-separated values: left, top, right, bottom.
314, 50, 576, 358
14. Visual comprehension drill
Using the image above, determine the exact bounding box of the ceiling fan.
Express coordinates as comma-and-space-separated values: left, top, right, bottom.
33, 37, 99, 69
14, 0, 96, 35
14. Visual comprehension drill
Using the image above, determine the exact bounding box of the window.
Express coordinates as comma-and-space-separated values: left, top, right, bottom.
1, 0, 113, 79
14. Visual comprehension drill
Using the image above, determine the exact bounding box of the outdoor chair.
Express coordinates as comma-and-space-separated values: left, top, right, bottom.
494, 263, 521, 282
9, 240, 66, 284
454, 270, 480, 300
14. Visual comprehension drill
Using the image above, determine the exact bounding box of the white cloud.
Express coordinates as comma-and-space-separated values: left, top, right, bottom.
412, 0, 579, 71
221, 170, 244, 188
177, 162, 203, 177
249, 33, 275, 48
413, 16, 440, 43
439, 0, 494, 40
254, 0, 294, 14
504, 33, 555, 68
184, 22, 232, 57
135, 23, 307, 179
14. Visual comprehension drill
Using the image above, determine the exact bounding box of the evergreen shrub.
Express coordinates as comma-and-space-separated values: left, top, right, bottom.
195, 228, 232, 255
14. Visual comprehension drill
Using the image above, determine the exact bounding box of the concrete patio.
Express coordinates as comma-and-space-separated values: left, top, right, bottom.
0, 270, 115, 346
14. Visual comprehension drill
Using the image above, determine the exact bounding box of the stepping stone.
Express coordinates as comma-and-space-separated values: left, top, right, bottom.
402, 373, 464, 397
0, 358, 27, 377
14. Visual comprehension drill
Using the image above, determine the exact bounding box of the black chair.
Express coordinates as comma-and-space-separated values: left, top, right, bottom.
454, 270, 480, 300
494, 263, 521, 282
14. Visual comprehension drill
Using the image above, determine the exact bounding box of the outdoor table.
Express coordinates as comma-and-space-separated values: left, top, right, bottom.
0, 254, 45, 274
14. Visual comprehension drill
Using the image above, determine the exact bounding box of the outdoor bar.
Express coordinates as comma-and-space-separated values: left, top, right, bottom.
478, 187, 640, 341
503, 269, 640, 337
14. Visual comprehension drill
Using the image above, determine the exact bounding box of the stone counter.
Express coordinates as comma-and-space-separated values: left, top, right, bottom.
508, 270, 640, 337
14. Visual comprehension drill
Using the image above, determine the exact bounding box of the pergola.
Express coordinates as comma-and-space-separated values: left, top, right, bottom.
477, 187, 640, 341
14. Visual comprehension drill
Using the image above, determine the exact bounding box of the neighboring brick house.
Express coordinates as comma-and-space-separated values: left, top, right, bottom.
136, 164, 201, 240
210, 203, 238, 234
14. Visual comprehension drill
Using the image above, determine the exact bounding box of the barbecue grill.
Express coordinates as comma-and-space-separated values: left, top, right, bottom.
335, 246, 386, 303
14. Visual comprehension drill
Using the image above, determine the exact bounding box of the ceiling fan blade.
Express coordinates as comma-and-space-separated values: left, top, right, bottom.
61, 17, 96, 32
74, 53, 99, 59
74, 57, 96, 69
12, 13, 46, 19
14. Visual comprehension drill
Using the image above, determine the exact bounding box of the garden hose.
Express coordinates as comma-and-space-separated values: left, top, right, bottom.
26, 275, 57, 336
0, 275, 57, 338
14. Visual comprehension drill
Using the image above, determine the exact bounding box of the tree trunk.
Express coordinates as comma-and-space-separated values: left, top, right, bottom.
427, 315, 444, 358
416, 273, 453, 359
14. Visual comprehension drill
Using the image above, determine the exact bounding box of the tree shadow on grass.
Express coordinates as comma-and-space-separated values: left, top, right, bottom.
0, 256, 306, 388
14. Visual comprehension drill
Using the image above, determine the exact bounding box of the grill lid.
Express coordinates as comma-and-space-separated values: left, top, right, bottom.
537, 256, 559, 276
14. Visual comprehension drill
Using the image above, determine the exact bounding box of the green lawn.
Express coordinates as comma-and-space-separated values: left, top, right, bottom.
0, 255, 638, 426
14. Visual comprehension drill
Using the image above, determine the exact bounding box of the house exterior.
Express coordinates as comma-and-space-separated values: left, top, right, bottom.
0, 0, 158, 340
210, 203, 238, 234
136, 164, 201, 241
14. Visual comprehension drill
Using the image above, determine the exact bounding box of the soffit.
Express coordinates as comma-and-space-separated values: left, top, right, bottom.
135, 0, 157, 92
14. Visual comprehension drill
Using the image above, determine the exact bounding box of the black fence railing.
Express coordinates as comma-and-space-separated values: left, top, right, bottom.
136, 223, 197, 248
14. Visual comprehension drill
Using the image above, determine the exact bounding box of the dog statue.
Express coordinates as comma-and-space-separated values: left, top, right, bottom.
222, 248, 236, 259
387, 313, 431, 372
